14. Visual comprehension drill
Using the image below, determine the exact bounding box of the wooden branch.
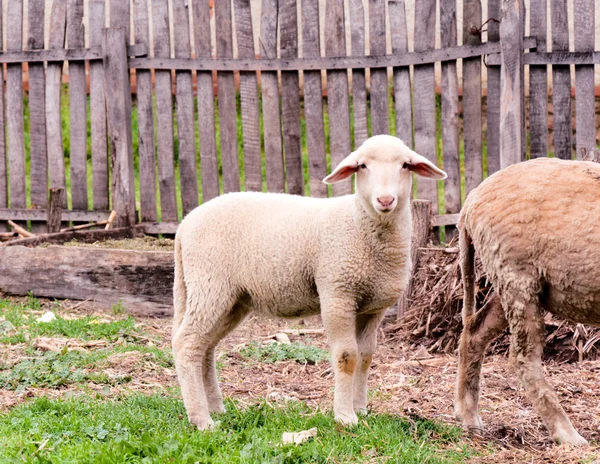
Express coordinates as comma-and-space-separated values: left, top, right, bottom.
0, 208, 110, 222
0, 43, 147, 64
60, 220, 108, 232
0, 232, 17, 242
8, 220, 35, 238
2, 225, 144, 247
105, 210, 117, 230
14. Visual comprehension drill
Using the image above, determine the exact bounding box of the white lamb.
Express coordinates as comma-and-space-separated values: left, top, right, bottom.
172, 135, 447, 430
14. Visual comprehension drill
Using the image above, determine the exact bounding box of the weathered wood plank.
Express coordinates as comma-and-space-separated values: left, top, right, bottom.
173, 0, 199, 214
486, 0, 501, 173
0, 208, 110, 222
440, 0, 460, 218
47, 188, 65, 233
67, 0, 88, 211
413, 0, 438, 211
0, 3, 5, 231
192, 0, 219, 201
152, 0, 178, 221
28, 0, 48, 218
2, 225, 143, 247
280, 0, 304, 195
302, 0, 327, 197
141, 221, 179, 235
132, 0, 156, 220
6, 0, 26, 210
89, 0, 110, 211
528, 0, 548, 159
103, 28, 136, 227
46, 0, 68, 208
462, 0, 482, 194
574, 0, 595, 158
110, 0, 131, 37
260, 0, 284, 193
500, 0, 524, 168
0, 242, 172, 315
326, 0, 352, 196
551, 0, 572, 159
233, 0, 262, 192
216, 0, 240, 193
369, 0, 389, 136
349, 0, 368, 148
0, 44, 146, 63
389, 0, 411, 146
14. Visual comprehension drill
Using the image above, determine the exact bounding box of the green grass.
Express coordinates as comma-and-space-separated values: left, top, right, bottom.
239, 340, 329, 365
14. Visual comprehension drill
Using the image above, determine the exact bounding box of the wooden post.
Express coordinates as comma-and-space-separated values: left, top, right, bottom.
397, 200, 432, 319
499, 0, 524, 169
103, 27, 136, 228
47, 188, 64, 233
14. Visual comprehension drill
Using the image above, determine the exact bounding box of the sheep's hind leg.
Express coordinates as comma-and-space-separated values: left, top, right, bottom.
455, 292, 507, 430
505, 292, 588, 446
353, 310, 386, 415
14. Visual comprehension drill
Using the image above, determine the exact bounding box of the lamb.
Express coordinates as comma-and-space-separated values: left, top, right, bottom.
172, 135, 447, 430
455, 157, 600, 445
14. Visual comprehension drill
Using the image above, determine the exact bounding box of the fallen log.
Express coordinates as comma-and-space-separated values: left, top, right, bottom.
3, 225, 144, 247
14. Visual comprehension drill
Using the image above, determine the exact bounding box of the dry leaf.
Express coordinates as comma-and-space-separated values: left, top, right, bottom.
281, 427, 317, 445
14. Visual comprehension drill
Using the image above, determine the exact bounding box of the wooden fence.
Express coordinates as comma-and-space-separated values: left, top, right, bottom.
0, 0, 598, 237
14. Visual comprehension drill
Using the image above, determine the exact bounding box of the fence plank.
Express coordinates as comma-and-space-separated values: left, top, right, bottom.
89, 0, 110, 211
280, 0, 304, 195
173, 0, 199, 215
486, 0, 501, 173
260, 0, 284, 192
302, 0, 327, 197
369, 0, 389, 135
462, 0, 482, 195
110, 0, 131, 37
528, 0, 547, 159
216, 0, 240, 193
67, 0, 88, 211
27, 0, 48, 218
0, 5, 5, 232
192, 0, 219, 201
6, 0, 26, 211
326, 0, 352, 196
440, 0, 460, 218
233, 0, 262, 192
413, 0, 437, 211
349, 0, 368, 148
551, 0, 572, 159
500, 0, 524, 168
46, 0, 67, 208
574, 0, 595, 158
389, 0, 411, 146
152, 0, 178, 222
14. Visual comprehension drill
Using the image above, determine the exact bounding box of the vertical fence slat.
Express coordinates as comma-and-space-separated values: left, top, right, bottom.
528, 0, 548, 159
0, 4, 5, 230
302, 0, 327, 197
173, 0, 199, 215
90, 0, 110, 211
152, 0, 178, 221
192, 0, 219, 201
280, 0, 304, 195
369, 0, 389, 136
233, 0, 262, 192
110, 0, 131, 37
462, 0, 483, 194
6, 0, 26, 211
67, 0, 88, 210
260, 0, 284, 193
349, 0, 368, 148
440, 0, 460, 218
574, 0, 595, 158
46, 0, 67, 207
133, 0, 157, 220
413, 0, 437, 211
216, 0, 240, 193
551, 0, 572, 159
27, 0, 48, 217
389, 0, 411, 146
486, 0, 501, 173
326, 0, 352, 196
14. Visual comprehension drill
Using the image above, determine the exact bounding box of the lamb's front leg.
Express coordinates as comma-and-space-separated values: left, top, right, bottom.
321, 297, 359, 426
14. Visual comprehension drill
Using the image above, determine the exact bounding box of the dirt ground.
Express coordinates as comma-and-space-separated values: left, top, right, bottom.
1, 298, 599, 463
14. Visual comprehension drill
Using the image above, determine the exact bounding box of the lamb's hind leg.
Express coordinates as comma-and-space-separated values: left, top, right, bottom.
455, 292, 507, 429
504, 291, 588, 446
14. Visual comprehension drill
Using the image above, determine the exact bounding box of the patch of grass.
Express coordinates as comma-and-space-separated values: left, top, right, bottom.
239, 340, 329, 365
0, 394, 474, 463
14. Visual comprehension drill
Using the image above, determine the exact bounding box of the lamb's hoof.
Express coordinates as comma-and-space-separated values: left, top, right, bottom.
209, 402, 226, 414
335, 411, 359, 426
355, 407, 369, 416
461, 413, 484, 432
553, 427, 588, 446
190, 415, 215, 431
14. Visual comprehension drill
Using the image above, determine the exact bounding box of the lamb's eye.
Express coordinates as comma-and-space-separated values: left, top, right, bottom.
358, 163, 367, 170
402, 162, 410, 170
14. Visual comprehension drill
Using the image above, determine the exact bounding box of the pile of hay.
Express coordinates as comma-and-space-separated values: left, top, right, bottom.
385, 243, 600, 362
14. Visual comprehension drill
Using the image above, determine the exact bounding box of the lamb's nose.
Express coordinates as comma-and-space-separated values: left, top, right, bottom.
377, 196, 395, 208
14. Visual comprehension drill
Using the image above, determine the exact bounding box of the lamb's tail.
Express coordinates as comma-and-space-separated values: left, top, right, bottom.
459, 225, 476, 325
172, 234, 186, 340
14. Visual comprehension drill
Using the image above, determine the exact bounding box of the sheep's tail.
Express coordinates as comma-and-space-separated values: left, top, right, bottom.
172, 234, 186, 339
459, 225, 476, 325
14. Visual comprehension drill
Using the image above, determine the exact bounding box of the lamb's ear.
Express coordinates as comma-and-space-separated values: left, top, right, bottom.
323, 151, 359, 184
405, 150, 447, 180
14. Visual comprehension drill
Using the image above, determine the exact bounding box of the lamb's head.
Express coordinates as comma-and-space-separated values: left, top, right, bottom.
323, 135, 447, 217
